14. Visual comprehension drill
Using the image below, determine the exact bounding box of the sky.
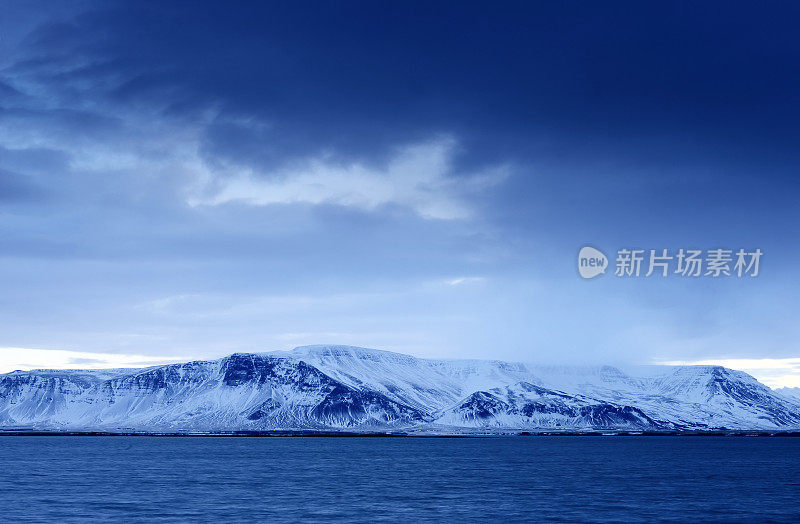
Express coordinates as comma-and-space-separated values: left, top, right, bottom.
1, 1, 799, 386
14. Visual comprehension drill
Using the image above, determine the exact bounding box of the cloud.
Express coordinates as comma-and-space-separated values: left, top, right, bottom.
0, 347, 188, 373
444, 276, 486, 286
189, 138, 508, 220
1, 51, 507, 222
655, 358, 800, 389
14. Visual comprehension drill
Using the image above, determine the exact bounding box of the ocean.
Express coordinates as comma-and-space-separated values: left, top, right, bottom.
1, 436, 798, 522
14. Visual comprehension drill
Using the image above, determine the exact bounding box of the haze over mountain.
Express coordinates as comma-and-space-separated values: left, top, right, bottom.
776, 387, 800, 401
2, 345, 798, 433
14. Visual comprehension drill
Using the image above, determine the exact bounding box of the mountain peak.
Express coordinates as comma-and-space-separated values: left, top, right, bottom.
292, 344, 396, 355
267, 344, 425, 367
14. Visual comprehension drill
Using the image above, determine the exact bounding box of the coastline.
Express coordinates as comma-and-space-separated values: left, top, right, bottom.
2, 430, 799, 437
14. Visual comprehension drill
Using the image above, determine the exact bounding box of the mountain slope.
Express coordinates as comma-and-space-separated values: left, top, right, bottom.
0, 353, 425, 431
533, 364, 800, 430
433, 381, 662, 430
273, 346, 800, 430
271, 345, 537, 414
1, 345, 798, 432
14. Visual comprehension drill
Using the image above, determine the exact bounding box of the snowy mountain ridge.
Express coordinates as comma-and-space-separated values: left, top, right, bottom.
1, 345, 799, 432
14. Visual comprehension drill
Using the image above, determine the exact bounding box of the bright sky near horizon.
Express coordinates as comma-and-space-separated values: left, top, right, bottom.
1, 347, 799, 389
1, 2, 799, 386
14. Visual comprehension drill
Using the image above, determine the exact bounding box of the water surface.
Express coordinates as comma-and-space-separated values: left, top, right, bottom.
1, 436, 798, 522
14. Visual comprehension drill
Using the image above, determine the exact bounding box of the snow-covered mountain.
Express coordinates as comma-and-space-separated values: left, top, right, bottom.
0, 353, 424, 431
1, 345, 798, 432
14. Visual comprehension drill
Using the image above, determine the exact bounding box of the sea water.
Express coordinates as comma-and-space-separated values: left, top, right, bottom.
0, 436, 798, 522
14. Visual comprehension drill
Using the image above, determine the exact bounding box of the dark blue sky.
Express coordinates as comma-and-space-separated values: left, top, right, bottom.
1, 1, 798, 384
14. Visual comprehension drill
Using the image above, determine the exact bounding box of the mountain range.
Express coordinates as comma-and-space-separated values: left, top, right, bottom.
1, 345, 799, 433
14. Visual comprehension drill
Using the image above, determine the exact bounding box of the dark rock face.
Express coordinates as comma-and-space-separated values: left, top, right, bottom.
312, 385, 426, 425
222, 354, 280, 386
454, 392, 511, 421
446, 383, 662, 430
575, 405, 658, 427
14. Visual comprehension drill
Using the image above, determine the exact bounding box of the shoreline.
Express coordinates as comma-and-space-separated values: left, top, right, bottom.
1, 430, 799, 437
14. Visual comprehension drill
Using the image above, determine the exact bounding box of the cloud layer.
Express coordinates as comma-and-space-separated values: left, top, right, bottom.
190, 138, 508, 219
0, 347, 186, 373
0, 2, 798, 384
